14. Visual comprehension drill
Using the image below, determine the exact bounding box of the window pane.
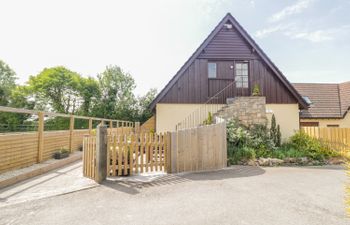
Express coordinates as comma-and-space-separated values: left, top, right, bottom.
242, 70, 248, 75
236, 63, 242, 69
242, 63, 248, 70
208, 63, 216, 78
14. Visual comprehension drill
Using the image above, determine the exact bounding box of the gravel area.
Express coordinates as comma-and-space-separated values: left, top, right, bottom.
0, 165, 349, 225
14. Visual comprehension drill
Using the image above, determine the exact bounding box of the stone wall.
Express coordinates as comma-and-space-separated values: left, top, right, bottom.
215, 97, 267, 126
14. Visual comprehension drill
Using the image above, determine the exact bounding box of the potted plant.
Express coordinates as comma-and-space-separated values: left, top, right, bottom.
54, 148, 70, 159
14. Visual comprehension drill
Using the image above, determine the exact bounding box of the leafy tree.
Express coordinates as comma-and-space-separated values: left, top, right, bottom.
135, 88, 157, 123
0, 60, 17, 105
93, 65, 137, 120
28, 66, 83, 113
78, 77, 100, 115
0, 61, 35, 131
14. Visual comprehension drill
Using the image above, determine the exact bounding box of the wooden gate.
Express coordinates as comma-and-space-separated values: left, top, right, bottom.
83, 132, 169, 178
107, 133, 169, 176
83, 135, 96, 179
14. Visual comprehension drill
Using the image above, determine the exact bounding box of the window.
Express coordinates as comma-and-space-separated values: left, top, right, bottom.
300, 122, 319, 127
208, 62, 217, 78
235, 62, 249, 88
327, 124, 339, 127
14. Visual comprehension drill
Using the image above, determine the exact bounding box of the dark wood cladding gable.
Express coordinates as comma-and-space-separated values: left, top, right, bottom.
155, 14, 302, 106
158, 58, 297, 104
198, 26, 256, 59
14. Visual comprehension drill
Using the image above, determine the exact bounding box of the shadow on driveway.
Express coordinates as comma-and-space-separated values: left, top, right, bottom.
103, 166, 265, 195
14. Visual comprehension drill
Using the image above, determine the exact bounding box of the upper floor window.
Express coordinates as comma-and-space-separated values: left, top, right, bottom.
235, 62, 249, 88
208, 62, 217, 78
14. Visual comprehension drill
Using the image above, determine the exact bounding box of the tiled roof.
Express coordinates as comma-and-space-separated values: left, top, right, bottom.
293, 82, 350, 118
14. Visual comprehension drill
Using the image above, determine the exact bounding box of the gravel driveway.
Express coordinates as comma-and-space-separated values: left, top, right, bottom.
0, 165, 349, 225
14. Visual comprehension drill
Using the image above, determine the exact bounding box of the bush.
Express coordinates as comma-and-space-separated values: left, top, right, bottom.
228, 145, 256, 165
287, 131, 339, 160
226, 119, 341, 165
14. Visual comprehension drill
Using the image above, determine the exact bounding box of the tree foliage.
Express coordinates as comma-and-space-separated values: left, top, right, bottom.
93, 66, 136, 120
0, 60, 17, 105
0, 60, 157, 131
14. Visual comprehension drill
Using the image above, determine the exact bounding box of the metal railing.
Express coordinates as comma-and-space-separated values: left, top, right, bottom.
175, 80, 238, 130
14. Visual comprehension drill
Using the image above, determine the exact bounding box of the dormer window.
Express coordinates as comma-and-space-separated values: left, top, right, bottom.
302, 96, 312, 105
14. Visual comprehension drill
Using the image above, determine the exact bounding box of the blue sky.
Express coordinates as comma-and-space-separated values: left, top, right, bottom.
0, 0, 349, 95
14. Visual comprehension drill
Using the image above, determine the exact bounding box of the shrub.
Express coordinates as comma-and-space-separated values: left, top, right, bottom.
226, 120, 252, 147
203, 112, 213, 125
286, 131, 339, 160
228, 146, 256, 165
252, 84, 261, 96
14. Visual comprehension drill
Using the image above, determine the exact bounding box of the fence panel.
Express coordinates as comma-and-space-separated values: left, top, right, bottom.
106, 132, 168, 176
170, 122, 227, 173
301, 127, 350, 154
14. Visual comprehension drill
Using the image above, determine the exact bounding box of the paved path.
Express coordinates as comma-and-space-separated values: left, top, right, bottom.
0, 161, 97, 206
0, 165, 349, 225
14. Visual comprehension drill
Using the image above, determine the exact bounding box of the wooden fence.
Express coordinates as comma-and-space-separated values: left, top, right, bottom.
170, 122, 227, 173
83, 132, 169, 178
83, 122, 227, 179
0, 106, 133, 174
301, 127, 350, 154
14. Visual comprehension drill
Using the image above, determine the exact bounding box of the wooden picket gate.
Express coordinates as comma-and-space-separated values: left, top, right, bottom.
83, 135, 96, 180
83, 132, 169, 179
107, 133, 169, 176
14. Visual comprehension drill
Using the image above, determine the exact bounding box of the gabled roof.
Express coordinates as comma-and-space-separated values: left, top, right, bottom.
293, 82, 350, 119
150, 13, 308, 110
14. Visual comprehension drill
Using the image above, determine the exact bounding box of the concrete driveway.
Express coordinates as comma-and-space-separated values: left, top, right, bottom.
0, 164, 349, 225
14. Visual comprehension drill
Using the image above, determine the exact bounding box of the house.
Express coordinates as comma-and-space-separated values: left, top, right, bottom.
293, 82, 350, 127
149, 13, 308, 139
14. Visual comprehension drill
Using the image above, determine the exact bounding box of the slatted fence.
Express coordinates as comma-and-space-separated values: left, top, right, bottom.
0, 106, 133, 174
83, 132, 169, 178
170, 122, 227, 173
301, 127, 350, 154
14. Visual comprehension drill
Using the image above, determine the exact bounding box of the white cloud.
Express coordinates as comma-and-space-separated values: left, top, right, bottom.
286, 30, 333, 42
256, 24, 350, 43
255, 24, 292, 38
269, 0, 315, 22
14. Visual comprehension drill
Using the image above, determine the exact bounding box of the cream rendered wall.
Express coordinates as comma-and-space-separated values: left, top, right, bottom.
266, 104, 300, 140
156, 104, 206, 132
300, 112, 350, 127
156, 103, 300, 140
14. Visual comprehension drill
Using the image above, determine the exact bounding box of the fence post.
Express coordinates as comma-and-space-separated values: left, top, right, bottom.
88, 118, 92, 135
37, 112, 44, 162
95, 124, 107, 183
135, 122, 140, 133
166, 132, 172, 173
69, 115, 74, 152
